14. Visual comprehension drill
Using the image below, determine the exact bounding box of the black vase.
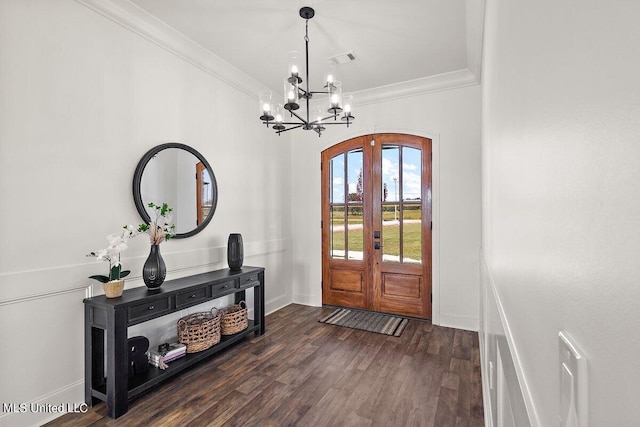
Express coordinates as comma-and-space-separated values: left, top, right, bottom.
143, 244, 166, 289
227, 233, 244, 271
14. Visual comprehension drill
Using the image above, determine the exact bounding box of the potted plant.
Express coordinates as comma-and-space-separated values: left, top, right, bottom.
87, 225, 138, 298
138, 202, 176, 289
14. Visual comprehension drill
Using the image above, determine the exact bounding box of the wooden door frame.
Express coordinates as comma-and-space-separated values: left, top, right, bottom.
371, 134, 432, 318
321, 135, 373, 309
321, 132, 435, 320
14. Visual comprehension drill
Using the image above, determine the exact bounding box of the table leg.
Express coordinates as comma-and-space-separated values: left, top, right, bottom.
105, 308, 129, 418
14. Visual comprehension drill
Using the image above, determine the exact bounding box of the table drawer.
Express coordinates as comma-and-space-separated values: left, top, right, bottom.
176, 286, 210, 309
212, 280, 235, 295
239, 273, 260, 288
128, 297, 171, 324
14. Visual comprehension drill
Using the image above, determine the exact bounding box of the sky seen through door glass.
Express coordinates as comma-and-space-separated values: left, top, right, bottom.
331, 148, 421, 202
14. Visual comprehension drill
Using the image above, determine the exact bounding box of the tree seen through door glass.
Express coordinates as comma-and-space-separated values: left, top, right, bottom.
329, 149, 363, 260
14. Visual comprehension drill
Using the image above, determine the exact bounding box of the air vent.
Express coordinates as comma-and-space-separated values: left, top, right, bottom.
328, 52, 356, 65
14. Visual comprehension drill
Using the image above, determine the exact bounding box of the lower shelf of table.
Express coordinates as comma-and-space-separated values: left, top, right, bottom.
91, 321, 259, 401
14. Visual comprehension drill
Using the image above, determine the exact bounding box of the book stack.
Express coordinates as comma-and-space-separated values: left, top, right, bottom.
147, 342, 187, 369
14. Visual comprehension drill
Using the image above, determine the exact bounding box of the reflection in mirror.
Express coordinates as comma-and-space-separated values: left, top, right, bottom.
133, 143, 217, 238
196, 162, 213, 225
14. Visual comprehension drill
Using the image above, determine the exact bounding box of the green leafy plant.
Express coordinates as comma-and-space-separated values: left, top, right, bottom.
138, 202, 176, 244
87, 225, 138, 283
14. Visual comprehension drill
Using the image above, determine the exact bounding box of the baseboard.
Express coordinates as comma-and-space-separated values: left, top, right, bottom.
292, 293, 321, 307
265, 294, 293, 316
438, 313, 479, 331
479, 328, 494, 427
0, 380, 84, 427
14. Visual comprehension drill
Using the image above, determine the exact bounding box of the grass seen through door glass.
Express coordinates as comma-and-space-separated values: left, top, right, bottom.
331, 204, 422, 261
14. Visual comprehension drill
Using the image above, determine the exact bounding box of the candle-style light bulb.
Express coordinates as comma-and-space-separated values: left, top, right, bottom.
341, 94, 355, 123
314, 105, 326, 133
273, 103, 285, 131
324, 61, 337, 90
291, 65, 299, 77
283, 79, 299, 111
259, 90, 274, 121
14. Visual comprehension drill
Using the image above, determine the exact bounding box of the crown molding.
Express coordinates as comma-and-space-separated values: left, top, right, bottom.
75, 0, 267, 99
465, 0, 486, 82
353, 69, 479, 106
75, 0, 481, 106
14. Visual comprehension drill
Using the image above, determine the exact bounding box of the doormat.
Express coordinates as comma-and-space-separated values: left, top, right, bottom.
319, 308, 408, 337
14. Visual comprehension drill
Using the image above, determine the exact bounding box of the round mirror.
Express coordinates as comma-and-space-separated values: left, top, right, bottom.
133, 143, 218, 238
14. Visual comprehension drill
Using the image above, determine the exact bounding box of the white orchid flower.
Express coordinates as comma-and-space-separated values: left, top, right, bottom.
95, 248, 109, 261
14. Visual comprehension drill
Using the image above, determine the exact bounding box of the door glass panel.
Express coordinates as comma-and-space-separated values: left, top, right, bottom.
346, 212, 363, 259
402, 147, 421, 201
381, 145, 400, 262
329, 149, 363, 260
347, 150, 363, 203
330, 205, 345, 259
346, 149, 363, 260
382, 215, 400, 262
381, 145, 400, 202
402, 204, 422, 263
380, 145, 423, 264
402, 147, 422, 264
331, 155, 345, 204
330, 153, 345, 259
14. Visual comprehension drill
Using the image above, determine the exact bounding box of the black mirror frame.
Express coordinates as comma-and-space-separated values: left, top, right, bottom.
132, 142, 218, 239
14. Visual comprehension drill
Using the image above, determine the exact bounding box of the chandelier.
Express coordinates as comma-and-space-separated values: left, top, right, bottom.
258, 7, 355, 137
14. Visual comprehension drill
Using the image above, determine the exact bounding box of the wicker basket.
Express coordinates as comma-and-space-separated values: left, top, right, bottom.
220, 301, 248, 335
177, 308, 221, 353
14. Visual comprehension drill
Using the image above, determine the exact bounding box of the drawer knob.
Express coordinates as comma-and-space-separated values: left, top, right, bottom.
148, 306, 154, 310
222, 285, 228, 289
190, 294, 197, 298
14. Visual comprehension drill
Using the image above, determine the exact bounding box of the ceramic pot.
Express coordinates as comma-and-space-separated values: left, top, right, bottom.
227, 233, 244, 271
143, 244, 166, 289
104, 279, 125, 298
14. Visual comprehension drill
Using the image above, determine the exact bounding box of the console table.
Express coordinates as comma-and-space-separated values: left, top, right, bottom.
83, 266, 265, 419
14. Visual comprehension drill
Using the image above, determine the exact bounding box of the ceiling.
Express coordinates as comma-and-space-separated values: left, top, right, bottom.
127, 0, 483, 98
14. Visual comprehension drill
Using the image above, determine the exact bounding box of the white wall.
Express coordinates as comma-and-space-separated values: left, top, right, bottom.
481, 0, 640, 425
290, 84, 482, 331
0, 1, 293, 425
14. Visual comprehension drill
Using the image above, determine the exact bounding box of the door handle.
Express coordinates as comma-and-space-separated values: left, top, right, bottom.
374, 242, 381, 250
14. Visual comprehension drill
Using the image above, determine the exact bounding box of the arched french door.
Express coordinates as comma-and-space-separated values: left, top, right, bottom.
321, 133, 432, 319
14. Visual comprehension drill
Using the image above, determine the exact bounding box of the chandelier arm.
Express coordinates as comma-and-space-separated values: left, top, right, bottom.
288, 109, 308, 124
265, 121, 303, 126
276, 124, 305, 134
315, 114, 340, 123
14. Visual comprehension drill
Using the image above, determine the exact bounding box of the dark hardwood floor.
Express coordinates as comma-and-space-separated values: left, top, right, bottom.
47, 304, 484, 426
